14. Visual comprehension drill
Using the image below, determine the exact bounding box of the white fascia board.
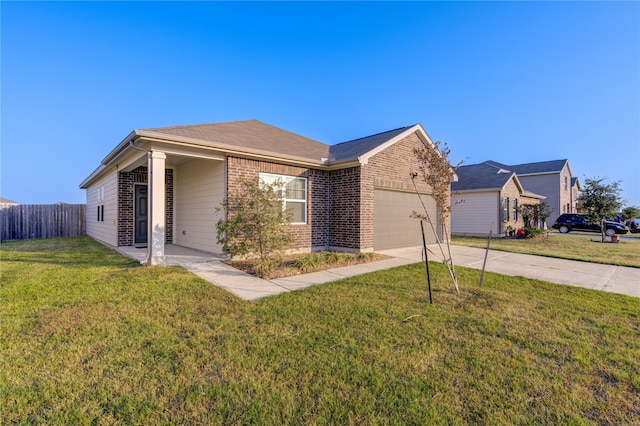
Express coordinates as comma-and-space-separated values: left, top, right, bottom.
517, 170, 561, 177
357, 124, 458, 182
453, 188, 502, 194
507, 173, 525, 193
79, 165, 107, 189
564, 161, 573, 178
357, 124, 424, 165
101, 131, 138, 165
522, 191, 547, 200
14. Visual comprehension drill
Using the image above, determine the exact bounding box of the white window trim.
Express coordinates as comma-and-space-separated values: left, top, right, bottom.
259, 173, 308, 225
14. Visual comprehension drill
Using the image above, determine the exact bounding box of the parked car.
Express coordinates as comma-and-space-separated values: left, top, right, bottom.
552, 213, 628, 236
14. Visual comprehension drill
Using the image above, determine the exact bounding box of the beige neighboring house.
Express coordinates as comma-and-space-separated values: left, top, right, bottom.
80, 120, 454, 265
484, 159, 578, 228
451, 162, 545, 236
0, 197, 19, 209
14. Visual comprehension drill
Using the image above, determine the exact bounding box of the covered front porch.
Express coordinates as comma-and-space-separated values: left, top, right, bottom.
117, 244, 223, 266
120, 139, 226, 265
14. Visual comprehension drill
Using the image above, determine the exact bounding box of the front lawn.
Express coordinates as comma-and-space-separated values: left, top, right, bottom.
452, 234, 640, 268
2, 237, 639, 424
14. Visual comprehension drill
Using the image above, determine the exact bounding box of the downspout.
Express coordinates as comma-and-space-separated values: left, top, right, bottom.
130, 137, 151, 155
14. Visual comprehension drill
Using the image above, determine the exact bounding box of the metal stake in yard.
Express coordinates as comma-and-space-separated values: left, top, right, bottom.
410, 173, 460, 294
479, 223, 493, 287
420, 220, 433, 304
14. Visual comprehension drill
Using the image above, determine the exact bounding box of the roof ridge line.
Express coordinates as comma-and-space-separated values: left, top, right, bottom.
331, 125, 414, 147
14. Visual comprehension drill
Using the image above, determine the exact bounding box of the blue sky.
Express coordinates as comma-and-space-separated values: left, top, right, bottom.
2, 1, 639, 208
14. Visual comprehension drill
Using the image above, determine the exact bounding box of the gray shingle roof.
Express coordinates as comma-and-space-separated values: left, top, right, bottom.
329, 126, 414, 162
451, 163, 515, 191
483, 159, 568, 175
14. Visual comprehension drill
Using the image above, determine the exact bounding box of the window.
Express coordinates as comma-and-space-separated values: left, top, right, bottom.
512, 198, 518, 221
259, 173, 307, 224
96, 186, 105, 222
564, 176, 568, 191
502, 197, 509, 222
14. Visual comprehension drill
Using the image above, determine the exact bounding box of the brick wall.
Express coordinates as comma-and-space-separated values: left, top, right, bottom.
500, 178, 541, 234
363, 132, 446, 245
367, 132, 433, 194
328, 167, 362, 250
227, 156, 327, 250
117, 166, 173, 247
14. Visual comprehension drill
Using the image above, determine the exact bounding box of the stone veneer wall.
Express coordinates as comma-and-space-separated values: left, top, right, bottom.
117, 166, 173, 247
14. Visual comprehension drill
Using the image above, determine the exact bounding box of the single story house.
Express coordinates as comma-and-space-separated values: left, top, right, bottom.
483, 159, 578, 228
451, 162, 545, 236
80, 120, 451, 264
0, 197, 19, 209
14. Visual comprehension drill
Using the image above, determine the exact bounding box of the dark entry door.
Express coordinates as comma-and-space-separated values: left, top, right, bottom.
134, 185, 148, 247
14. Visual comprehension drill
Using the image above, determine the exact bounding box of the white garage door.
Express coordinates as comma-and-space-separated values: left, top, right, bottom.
374, 189, 439, 250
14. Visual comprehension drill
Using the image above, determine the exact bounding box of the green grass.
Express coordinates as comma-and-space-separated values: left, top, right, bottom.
452, 234, 640, 268
2, 237, 639, 424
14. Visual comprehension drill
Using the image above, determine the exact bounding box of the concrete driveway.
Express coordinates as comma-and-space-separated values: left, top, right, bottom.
379, 245, 640, 298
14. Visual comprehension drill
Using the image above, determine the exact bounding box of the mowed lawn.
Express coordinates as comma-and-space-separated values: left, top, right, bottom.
452, 233, 640, 268
1, 237, 639, 424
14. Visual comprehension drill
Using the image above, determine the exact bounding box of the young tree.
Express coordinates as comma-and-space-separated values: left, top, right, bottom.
412, 140, 463, 293
622, 206, 640, 221
216, 178, 293, 269
518, 202, 553, 232
518, 203, 537, 228
578, 177, 623, 241
537, 202, 553, 229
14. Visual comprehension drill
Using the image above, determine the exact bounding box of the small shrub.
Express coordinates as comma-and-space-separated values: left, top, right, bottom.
293, 253, 323, 273
524, 228, 546, 239
255, 258, 278, 278
322, 251, 341, 264
356, 252, 375, 262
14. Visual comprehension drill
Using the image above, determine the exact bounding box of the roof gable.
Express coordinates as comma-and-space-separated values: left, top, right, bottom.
452, 163, 517, 191
329, 126, 414, 162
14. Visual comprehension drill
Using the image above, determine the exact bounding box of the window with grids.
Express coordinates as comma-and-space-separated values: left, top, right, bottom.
502, 197, 509, 222
259, 173, 307, 224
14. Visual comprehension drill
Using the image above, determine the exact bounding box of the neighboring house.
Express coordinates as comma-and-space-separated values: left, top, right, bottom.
570, 177, 582, 214
451, 162, 545, 236
483, 159, 576, 228
0, 197, 19, 209
80, 120, 452, 265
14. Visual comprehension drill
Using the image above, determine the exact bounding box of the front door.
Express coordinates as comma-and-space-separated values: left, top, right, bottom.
134, 185, 148, 247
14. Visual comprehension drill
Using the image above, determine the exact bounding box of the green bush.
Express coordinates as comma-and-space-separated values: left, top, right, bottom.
524, 228, 546, 239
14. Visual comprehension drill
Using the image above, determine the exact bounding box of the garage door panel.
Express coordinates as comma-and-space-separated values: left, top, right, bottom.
374, 190, 438, 250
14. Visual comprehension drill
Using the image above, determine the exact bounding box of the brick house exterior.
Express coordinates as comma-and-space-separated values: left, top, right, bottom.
484, 159, 576, 228
81, 120, 450, 264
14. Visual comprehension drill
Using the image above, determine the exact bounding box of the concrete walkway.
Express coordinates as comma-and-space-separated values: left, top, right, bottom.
118, 244, 639, 300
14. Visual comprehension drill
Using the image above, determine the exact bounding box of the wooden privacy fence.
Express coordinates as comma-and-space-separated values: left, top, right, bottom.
0, 204, 86, 241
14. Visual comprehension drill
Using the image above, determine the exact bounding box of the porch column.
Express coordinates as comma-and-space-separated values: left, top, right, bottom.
145, 151, 166, 265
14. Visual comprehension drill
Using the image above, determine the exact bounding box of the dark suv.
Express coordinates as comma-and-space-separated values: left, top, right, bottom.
552, 213, 628, 236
